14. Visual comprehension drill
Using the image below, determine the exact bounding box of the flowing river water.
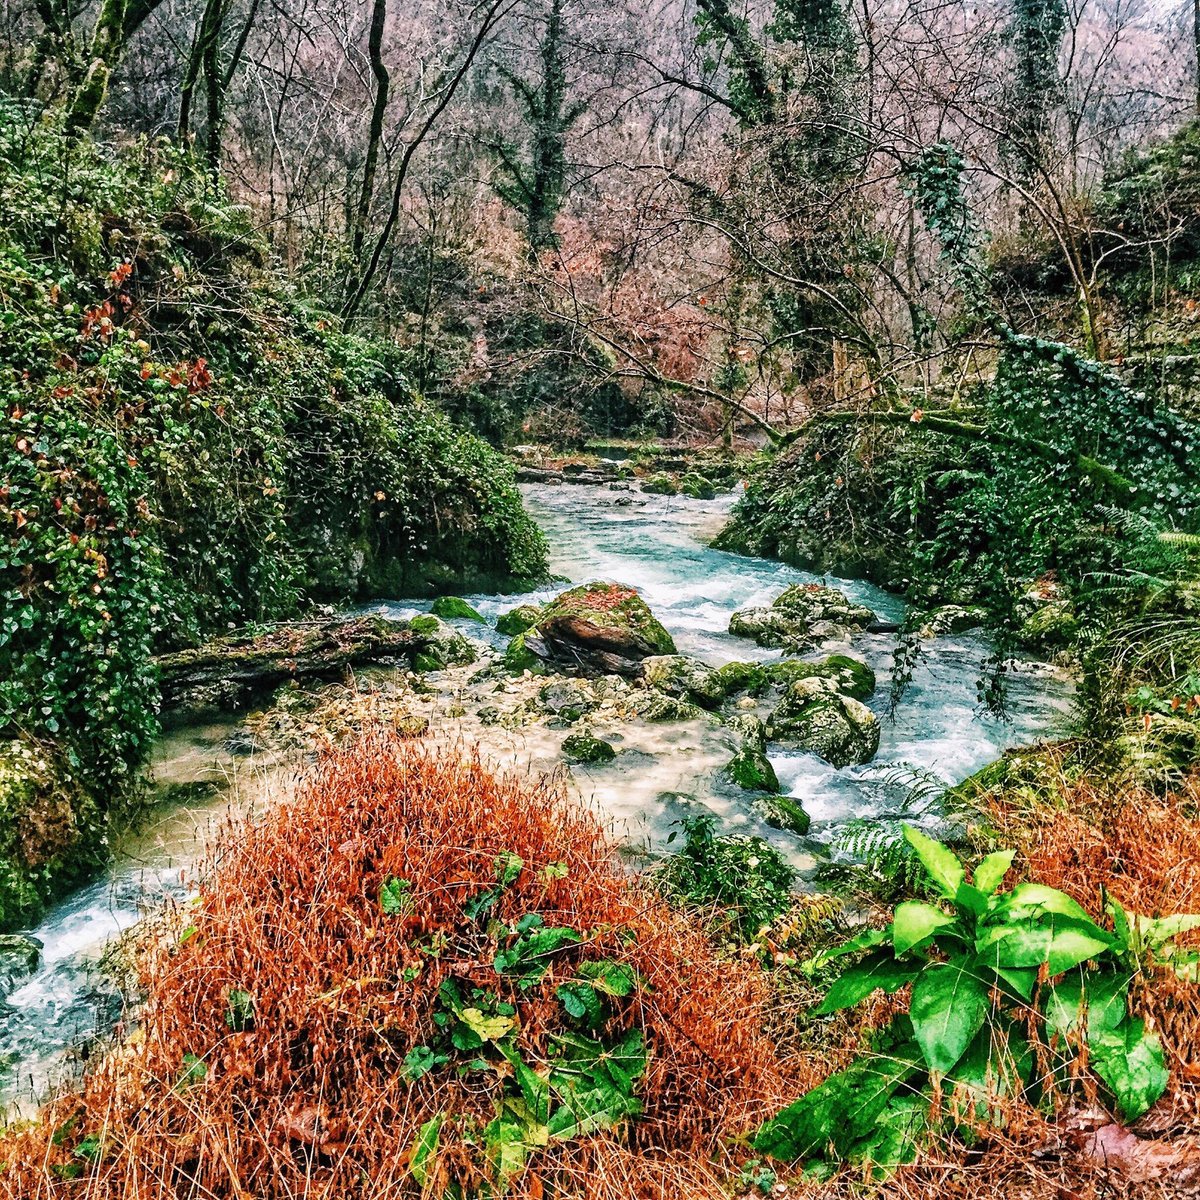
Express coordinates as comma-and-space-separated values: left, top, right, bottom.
0, 480, 1074, 1115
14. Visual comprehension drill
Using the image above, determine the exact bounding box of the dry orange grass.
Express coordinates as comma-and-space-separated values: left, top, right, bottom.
0, 733, 794, 1199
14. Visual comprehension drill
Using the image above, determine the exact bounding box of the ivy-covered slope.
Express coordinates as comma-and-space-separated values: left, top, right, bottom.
0, 108, 548, 928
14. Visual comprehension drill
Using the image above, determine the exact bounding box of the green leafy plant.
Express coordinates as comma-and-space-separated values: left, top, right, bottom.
655, 814, 796, 941
756, 826, 1199, 1171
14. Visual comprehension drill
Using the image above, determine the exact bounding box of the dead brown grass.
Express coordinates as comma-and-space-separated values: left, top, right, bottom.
0, 732, 794, 1199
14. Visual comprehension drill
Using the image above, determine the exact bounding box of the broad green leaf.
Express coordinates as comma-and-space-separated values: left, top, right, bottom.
460, 1008, 515, 1043
816, 953, 920, 1014
953, 882, 990, 918
224, 989, 254, 1032
973, 849, 1016, 896
1090, 1018, 1168, 1121
977, 914, 1113, 976
816, 925, 890, 965
1130, 912, 1200, 950
494, 851, 524, 887
577, 960, 638, 997
902, 826, 965, 899
909, 959, 989, 1075
996, 883, 1093, 924
498, 1042, 551, 1125
855, 1094, 929, 1169
754, 1052, 921, 1161
403, 1045, 441, 1081
494, 926, 582, 984
547, 1028, 646, 1140
1044, 970, 1128, 1042
409, 1113, 443, 1187
557, 981, 604, 1026
380, 876, 413, 916
892, 900, 959, 956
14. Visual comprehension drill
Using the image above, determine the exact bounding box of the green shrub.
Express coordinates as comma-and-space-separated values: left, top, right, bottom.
755, 827, 1198, 1172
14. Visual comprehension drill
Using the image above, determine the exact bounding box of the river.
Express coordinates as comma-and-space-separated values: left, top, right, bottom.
0, 479, 1073, 1115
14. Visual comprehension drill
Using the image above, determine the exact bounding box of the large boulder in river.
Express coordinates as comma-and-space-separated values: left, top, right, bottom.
523, 583, 677, 676
767, 676, 880, 767
729, 584, 875, 651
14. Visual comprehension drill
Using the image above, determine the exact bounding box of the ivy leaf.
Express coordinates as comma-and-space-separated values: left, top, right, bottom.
909, 958, 989, 1075
902, 826, 964, 900
459, 1007, 515, 1043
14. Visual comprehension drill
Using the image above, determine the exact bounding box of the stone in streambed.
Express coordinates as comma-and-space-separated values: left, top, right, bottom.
729, 584, 875, 651
752, 794, 811, 835
561, 733, 616, 765
723, 745, 779, 793
430, 596, 485, 622
641, 655, 726, 709
496, 604, 542, 636
0, 933, 43, 998
767, 677, 880, 768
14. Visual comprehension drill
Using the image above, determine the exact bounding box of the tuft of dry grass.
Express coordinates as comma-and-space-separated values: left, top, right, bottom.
0, 732, 794, 1199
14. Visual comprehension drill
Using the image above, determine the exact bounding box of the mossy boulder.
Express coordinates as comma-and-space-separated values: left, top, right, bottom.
503, 631, 547, 675
766, 677, 880, 768
496, 604, 542, 636
430, 596, 485, 622
561, 733, 617, 764
680, 472, 716, 500
524, 583, 677, 676
752, 794, 811, 836
1017, 600, 1078, 653
0, 737, 105, 932
538, 678, 598, 723
641, 473, 680, 495
919, 605, 987, 638
730, 584, 876, 651
641, 655, 726, 709
713, 661, 771, 698
724, 745, 780, 793
0, 933, 42, 997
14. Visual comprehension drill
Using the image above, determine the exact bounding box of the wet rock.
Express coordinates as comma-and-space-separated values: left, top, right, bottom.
496, 604, 542, 636
727, 712, 768, 752
919, 605, 986, 638
628, 691, 704, 722
430, 596, 485, 623
641, 473, 679, 495
522, 583, 677, 676
0, 934, 42, 998
752, 794, 811, 835
223, 729, 265, 756
405, 616, 478, 668
538, 678, 598, 723
503, 632, 547, 674
767, 677, 880, 767
766, 654, 876, 701
561, 733, 616, 764
393, 714, 430, 738
723, 745, 779, 793
679, 472, 716, 500
713, 661, 771, 698
729, 584, 875, 651
641, 655, 725, 709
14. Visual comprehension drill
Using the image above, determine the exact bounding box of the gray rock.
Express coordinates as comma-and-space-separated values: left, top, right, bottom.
767, 677, 880, 767
641, 655, 726, 709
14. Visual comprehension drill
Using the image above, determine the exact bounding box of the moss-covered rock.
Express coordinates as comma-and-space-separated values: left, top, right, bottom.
729, 584, 875, 651
430, 596, 485, 622
495, 604, 542, 636
524, 583, 677, 676
724, 745, 780, 793
0, 737, 105, 932
766, 677, 880, 768
919, 605, 987, 638
641, 473, 679, 495
752, 794, 811, 835
538, 678, 598, 723
503, 631, 547, 675
680, 472, 716, 500
0, 933, 42, 997
561, 732, 617, 764
641, 655, 725, 709
713, 661, 771, 698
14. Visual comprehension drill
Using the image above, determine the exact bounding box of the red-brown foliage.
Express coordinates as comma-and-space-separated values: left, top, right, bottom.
0, 734, 791, 1199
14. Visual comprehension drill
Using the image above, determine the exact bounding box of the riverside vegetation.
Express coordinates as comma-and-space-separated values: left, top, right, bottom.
4, 1, 1200, 1196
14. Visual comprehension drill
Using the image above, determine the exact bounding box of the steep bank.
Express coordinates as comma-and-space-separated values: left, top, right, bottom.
0, 114, 548, 929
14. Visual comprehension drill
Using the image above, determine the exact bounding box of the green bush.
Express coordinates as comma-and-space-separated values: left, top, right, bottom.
755, 827, 1198, 1173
